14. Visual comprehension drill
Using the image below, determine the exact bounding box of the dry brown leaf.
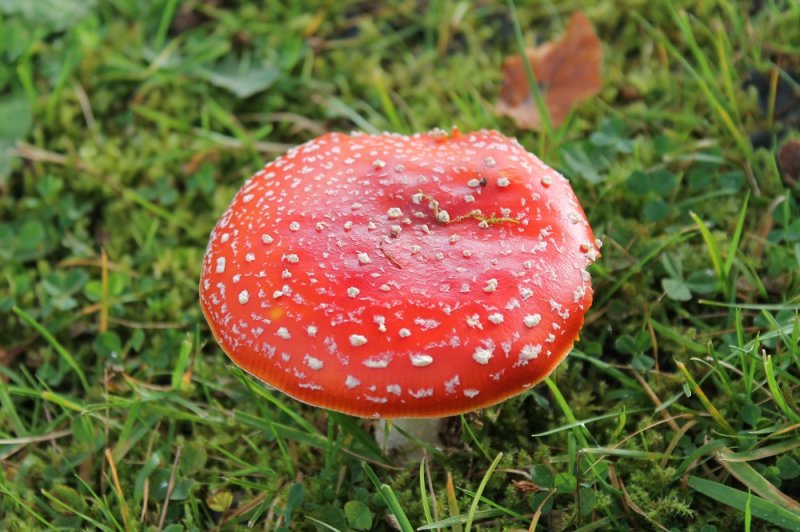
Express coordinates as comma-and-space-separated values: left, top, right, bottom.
497, 11, 602, 130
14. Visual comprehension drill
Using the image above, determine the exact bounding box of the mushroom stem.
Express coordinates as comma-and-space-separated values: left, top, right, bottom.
375, 418, 443, 462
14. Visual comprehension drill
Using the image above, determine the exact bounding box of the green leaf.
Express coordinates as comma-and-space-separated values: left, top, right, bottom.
0, 94, 32, 143
1, 0, 96, 34
344, 500, 374, 531
777, 456, 800, 480
560, 141, 608, 184
627, 169, 678, 196
284, 482, 304, 525
47, 485, 86, 515
309, 506, 347, 532
179, 442, 208, 475
198, 60, 281, 99
687, 269, 718, 295
643, 198, 671, 221
93, 332, 122, 361
741, 403, 761, 427
579, 487, 596, 516
530, 464, 554, 488
663, 278, 692, 301
206, 490, 233, 513
554, 472, 578, 494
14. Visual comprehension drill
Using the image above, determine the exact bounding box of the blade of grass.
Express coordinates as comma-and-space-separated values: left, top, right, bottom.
419, 455, 434, 526
543, 377, 590, 448
12, 306, 89, 393
763, 354, 800, 423
465, 452, 504, 532
676, 361, 736, 435
417, 510, 505, 531
688, 212, 725, 294
723, 190, 750, 280
715, 449, 800, 513
688, 476, 800, 530
361, 462, 414, 532
446, 471, 462, 532
532, 409, 648, 437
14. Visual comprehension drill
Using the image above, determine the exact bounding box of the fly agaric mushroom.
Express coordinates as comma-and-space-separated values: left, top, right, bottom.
200, 129, 599, 422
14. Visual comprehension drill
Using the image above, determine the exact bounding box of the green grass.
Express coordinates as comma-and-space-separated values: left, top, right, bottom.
2, 0, 800, 529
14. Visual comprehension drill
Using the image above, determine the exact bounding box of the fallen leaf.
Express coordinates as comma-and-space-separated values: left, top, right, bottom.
497, 11, 602, 130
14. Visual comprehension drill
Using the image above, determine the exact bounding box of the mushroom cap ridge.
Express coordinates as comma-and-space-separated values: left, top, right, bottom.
199, 129, 599, 418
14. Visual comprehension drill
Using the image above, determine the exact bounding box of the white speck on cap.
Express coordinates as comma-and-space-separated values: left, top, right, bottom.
520, 344, 542, 360
488, 313, 504, 325
466, 314, 483, 330
245, 253, 255, 262
410, 354, 433, 367
285, 254, 299, 263
437, 210, 451, 223
349, 334, 367, 347
304, 355, 324, 370
473, 346, 493, 364
238, 290, 249, 304
345, 375, 361, 388
357, 252, 372, 264
483, 278, 498, 293
276, 327, 291, 340
524, 314, 542, 328
467, 178, 480, 188
497, 177, 510, 187
216, 257, 226, 273
398, 328, 411, 338
261, 234, 273, 244
387, 207, 403, 219
289, 221, 300, 231
573, 286, 586, 302
306, 325, 318, 337
347, 287, 360, 298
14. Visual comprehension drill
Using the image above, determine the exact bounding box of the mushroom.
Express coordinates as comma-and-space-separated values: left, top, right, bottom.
199, 129, 599, 452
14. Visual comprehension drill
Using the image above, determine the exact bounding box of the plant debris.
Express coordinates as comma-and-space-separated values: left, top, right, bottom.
496, 11, 602, 130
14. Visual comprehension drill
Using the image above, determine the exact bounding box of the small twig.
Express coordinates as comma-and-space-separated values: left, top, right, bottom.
0, 429, 71, 445
418, 190, 520, 227
378, 240, 403, 269
11, 141, 89, 170
72, 81, 96, 132
157, 446, 183, 532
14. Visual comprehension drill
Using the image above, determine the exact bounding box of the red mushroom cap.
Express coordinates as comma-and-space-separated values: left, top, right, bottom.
200, 129, 599, 418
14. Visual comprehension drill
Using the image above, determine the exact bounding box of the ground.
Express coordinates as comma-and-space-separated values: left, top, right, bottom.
1, 1, 799, 530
